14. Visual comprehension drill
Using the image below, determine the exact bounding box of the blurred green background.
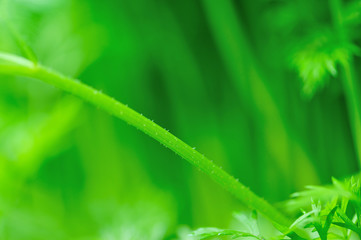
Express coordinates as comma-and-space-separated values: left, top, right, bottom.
0, 0, 360, 239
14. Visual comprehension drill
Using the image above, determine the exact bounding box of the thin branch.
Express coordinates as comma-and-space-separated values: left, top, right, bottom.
329, 0, 361, 168
0, 52, 296, 235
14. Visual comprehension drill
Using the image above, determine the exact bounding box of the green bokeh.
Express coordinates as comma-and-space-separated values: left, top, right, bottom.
0, 0, 360, 239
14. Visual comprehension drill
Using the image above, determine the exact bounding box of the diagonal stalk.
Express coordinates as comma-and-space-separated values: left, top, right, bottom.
0, 52, 298, 235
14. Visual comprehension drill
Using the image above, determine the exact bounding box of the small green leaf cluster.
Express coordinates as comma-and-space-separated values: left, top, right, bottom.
288, 177, 361, 239
286, 0, 361, 97
290, 32, 353, 97
190, 177, 361, 240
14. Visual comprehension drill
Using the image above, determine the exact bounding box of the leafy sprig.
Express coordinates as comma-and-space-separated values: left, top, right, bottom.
190, 177, 361, 240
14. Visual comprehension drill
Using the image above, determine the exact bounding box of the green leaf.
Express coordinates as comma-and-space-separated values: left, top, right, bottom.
5, 22, 38, 64
191, 228, 261, 240
291, 31, 350, 98
323, 206, 338, 234
233, 211, 260, 236
334, 210, 361, 238
332, 222, 361, 236
313, 206, 338, 240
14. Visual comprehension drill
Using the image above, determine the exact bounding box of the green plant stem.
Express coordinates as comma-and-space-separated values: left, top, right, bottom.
201, 0, 319, 193
0, 52, 297, 234
329, 0, 361, 168
341, 60, 361, 166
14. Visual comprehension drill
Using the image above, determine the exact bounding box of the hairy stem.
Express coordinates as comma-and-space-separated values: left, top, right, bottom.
0, 52, 298, 234
329, 0, 361, 168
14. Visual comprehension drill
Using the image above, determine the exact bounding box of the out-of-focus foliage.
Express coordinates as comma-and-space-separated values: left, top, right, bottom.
0, 0, 360, 239
291, 31, 350, 97
190, 211, 282, 240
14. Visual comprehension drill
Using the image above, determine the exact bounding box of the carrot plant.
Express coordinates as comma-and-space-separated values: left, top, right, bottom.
190, 177, 361, 240
1, 0, 361, 239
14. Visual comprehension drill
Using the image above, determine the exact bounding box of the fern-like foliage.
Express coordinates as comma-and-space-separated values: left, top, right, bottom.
290, 30, 353, 97
190, 177, 361, 240
279, 0, 361, 98
287, 177, 361, 239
